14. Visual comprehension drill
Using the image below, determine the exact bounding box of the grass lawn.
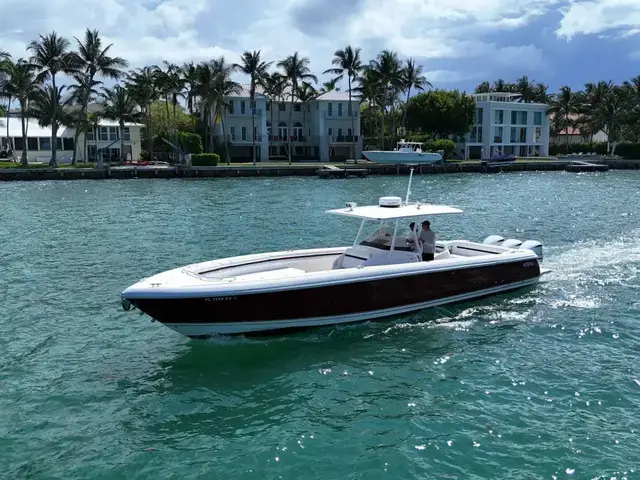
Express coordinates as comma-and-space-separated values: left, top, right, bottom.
0, 161, 97, 169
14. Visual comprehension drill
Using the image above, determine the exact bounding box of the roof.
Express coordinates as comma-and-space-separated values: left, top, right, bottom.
326, 202, 463, 221
315, 91, 359, 101
0, 117, 142, 137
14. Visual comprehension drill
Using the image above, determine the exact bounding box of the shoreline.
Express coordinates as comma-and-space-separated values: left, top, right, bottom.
1, 160, 639, 181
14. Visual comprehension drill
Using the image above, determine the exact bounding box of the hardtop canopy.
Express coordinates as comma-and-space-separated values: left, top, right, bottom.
326, 203, 463, 221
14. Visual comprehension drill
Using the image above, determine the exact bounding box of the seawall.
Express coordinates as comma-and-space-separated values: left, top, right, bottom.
1, 160, 639, 181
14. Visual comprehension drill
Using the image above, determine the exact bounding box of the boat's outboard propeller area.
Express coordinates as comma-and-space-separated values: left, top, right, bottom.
482, 235, 543, 261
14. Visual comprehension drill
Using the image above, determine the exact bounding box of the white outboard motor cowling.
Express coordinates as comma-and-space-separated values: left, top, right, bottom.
483, 235, 505, 246
520, 240, 543, 261
502, 238, 523, 249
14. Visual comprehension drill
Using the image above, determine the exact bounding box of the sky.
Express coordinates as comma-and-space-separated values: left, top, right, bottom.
0, 0, 639, 93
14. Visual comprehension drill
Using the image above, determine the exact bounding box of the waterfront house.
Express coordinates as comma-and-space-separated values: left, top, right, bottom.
211, 86, 362, 162
0, 117, 144, 163
456, 93, 551, 159
549, 113, 608, 145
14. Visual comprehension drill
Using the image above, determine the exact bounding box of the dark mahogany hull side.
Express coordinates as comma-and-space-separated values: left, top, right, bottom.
131, 259, 541, 326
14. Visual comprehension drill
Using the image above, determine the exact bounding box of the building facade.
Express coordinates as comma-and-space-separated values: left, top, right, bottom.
213, 86, 362, 162
1, 117, 144, 163
457, 93, 550, 159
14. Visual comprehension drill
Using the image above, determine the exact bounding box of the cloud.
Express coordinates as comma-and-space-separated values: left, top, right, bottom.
556, 0, 640, 39
0, 0, 559, 88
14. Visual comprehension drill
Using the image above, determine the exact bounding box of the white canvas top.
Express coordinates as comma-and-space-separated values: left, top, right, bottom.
326, 203, 463, 220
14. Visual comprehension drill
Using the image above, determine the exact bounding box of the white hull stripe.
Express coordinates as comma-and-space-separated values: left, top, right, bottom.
161, 277, 541, 336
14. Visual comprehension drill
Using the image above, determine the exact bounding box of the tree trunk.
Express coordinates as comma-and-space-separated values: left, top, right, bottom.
72, 85, 90, 166
251, 89, 256, 165
20, 102, 28, 167
50, 75, 58, 168
172, 100, 178, 163
380, 104, 385, 150
221, 115, 230, 165
349, 76, 355, 160
6, 96, 11, 158
302, 107, 307, 159
120, 120, 125, 163
269, 99, 274, 160
288, 88, 294, 165
146, 103, 153, 161
403, 87, 411, 134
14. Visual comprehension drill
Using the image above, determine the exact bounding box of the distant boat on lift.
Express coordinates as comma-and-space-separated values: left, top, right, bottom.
362, 140, 443, 164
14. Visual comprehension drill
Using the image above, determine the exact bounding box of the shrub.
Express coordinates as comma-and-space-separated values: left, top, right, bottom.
178, 132, 204, 154
548, 141, 640, 158
191, 153, 220, 166
434, 139, 456, 158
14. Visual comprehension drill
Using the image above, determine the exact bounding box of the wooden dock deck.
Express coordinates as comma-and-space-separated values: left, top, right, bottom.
316, 165, 368, 179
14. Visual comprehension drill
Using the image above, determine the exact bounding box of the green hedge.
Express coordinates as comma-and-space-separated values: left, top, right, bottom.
178, 132, 204, 154
191, 153, 220, 166
549, 142, 640, 158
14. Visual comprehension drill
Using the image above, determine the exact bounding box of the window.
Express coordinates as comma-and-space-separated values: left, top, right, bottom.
327, 103, 332, 116
338, 103, 343, 116
123, 127, 131, 141
241, 126, 247, 140
493, 126, 503, 143
230, 126, 236, 141
13, 137, 24, 150
477, 126, 483, 142
56, 138, 63, 150
240, 101, 246, 115
535, 126, 542, 142
63, 138, 74, 151
511, 111, 518, 125
27, 137, 38, 150
228, 100, 234, 114
519, 111, 528, 125
473, 108, 483, 124
109, 127, 118, 141
534, 112, 542, 125
277, 122, 287, 139
266, 122, 271, 136
39, 137, 51, 150
469, 127, 478, 143
266, 102, 270, 111
519, 127, 527, 143
294, 103, 301, 112
510, 127, 517, 143
278, 103, 285, 112
337, 128, 343, 138
328, 127, 333, 137
494, 109, 504, 124
347, 128, 352, 137
100, 127, 108, 141
293, 123, 303, 139
86, 128, 94, 141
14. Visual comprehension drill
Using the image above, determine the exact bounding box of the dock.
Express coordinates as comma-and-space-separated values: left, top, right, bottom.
316, 165, 368, 179
564, 160, 610, 172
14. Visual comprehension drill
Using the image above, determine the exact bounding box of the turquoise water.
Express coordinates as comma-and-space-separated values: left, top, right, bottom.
1, 172, 639, 479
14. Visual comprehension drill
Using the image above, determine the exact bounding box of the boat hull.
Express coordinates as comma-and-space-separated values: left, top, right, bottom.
127, 258, 541, 337
362, 150, 442, 164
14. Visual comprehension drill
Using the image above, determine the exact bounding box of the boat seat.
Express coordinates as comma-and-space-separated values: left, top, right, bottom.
435, 249, 451, 260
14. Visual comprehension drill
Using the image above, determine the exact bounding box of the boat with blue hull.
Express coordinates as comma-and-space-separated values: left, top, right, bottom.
362, 140, 442, 164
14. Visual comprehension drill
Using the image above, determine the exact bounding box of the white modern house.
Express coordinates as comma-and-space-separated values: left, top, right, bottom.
456, 93, 550, 159
0, 116, 144, 163
212, 86, 362, 162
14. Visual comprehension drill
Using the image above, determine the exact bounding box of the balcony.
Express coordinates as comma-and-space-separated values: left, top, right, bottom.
268, 135, 306, 142
229, 134, 264, 143
324, 110, 358, 119
331, 135, 359, 144
226, 108, 263, 117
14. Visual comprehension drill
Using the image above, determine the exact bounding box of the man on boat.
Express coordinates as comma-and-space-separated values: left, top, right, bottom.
407, 222, 421, 253
420, 220, 436, 261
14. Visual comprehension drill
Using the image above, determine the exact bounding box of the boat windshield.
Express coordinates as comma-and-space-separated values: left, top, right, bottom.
358, 224, 414, 252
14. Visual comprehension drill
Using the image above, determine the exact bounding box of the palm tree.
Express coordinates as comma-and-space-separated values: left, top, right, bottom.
155, 61, 185, 162
582, 81, 613, 143
29, 84, 71, 163
277, 52, 318, 164
475, 81, 491, 93
101, 85, 139, 167
324, 45, 364, 160
0, 51, 12, 151
598, 86, 629, 155
491, 79, 510, 93
513, 76, 536, 102
259, 72, 284, 159
235, 50, 273, 165
126, 66, 159, 160
181, 61, 199, 116
296, 81, 317, 158
70, 29, 128, 165
533, 83, 549, 103
369, 50, 403, 149
27, 31, 79, 166
67, 73, 102, 163
322, 78, 339, 92
549, 86, 580, 153
400, 58, 430, 132
2, 59, 40, 167
196, 57, 240, 164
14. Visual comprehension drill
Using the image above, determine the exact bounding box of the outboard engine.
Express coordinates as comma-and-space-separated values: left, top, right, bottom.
502, 238, 523, 249
482, 235, 505, 246
520, 240, 543, 261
